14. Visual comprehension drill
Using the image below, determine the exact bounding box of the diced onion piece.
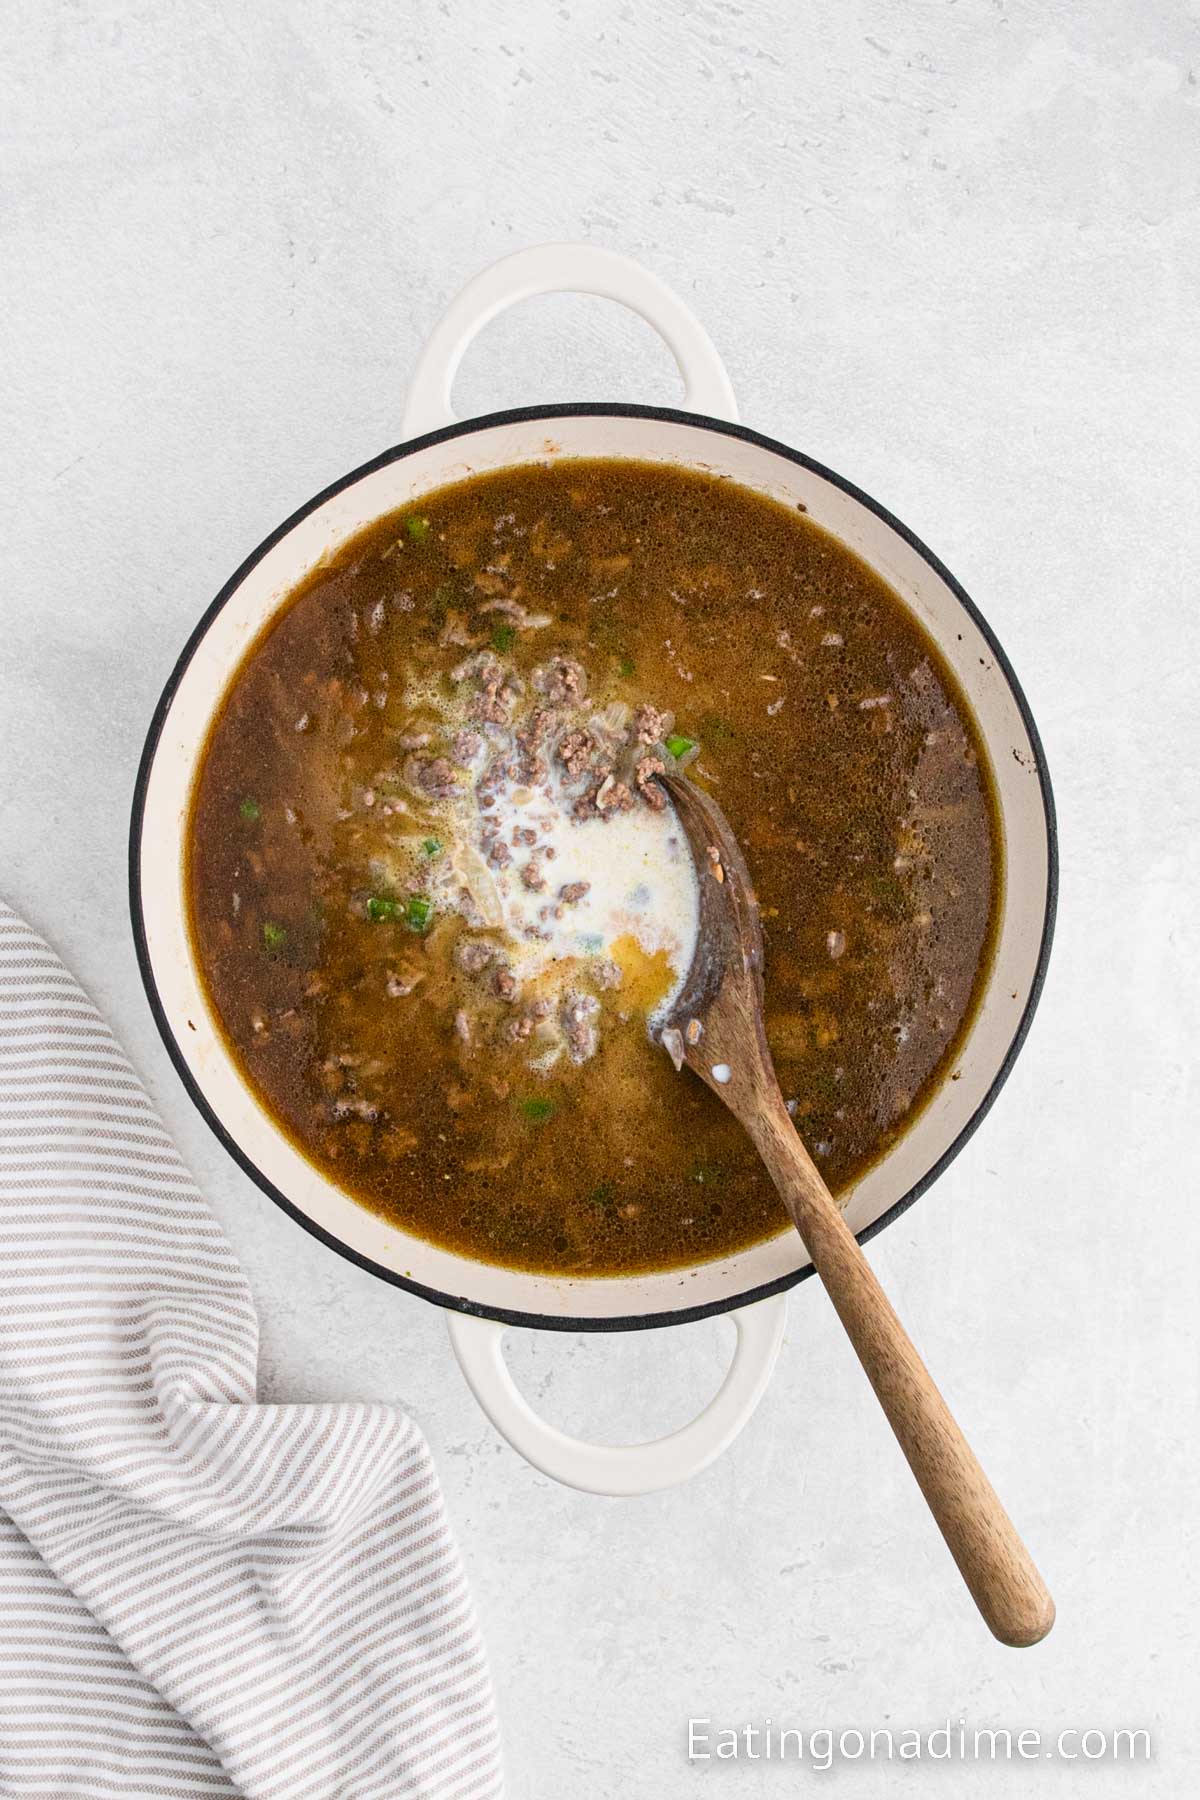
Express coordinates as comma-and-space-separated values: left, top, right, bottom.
591, 700, 632, 737
450, 844, 505, 928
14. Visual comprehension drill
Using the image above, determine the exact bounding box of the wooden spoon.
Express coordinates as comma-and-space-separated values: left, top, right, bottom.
656, 766, 1054, 1648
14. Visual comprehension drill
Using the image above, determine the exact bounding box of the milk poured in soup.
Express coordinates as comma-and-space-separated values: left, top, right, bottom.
188, 460, 1000, 1275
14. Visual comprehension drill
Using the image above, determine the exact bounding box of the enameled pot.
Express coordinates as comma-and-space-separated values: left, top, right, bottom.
131, 244, 1056, 1495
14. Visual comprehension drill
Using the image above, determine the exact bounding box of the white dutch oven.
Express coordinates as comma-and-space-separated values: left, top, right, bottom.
131, 245, 1056, 1497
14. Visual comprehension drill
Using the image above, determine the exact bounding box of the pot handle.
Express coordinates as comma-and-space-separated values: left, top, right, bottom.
402, 242, 738, 437
445, 1294, 786, 1496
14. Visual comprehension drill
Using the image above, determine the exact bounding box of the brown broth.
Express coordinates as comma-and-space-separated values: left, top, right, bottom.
187, 459, 1001, 1275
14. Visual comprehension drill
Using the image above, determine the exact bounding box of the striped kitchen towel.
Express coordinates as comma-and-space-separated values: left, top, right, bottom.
0, 899, 503, 1800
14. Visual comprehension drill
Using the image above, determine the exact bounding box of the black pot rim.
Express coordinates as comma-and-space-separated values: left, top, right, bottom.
129, 401, 1058, 1334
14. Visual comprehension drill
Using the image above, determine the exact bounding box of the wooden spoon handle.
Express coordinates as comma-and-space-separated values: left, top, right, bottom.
750, 1099, 1054, 1647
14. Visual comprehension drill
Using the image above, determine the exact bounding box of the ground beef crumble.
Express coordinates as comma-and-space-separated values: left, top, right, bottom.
555, 727, 593, 781
561, 992, 600, 1063
406, 754, 459, 799
632, 702, 668, 744
454, 939, 494, 974
533, 656, 588, 705
594, 774, 635, 814
634, 754, 667, 810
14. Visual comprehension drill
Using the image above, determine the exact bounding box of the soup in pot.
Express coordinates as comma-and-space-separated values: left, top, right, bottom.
187, 459, 1000, 1275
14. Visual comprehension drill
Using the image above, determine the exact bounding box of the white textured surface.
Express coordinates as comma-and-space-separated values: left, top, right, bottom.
2, 3, 1197, 1794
